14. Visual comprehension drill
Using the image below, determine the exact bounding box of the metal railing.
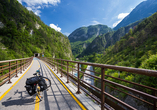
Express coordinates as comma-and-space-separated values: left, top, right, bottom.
0, 57, 33, 86
39, 57, 157, 110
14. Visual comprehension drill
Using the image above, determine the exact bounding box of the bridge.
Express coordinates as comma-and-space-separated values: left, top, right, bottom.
0, 57, 157, 110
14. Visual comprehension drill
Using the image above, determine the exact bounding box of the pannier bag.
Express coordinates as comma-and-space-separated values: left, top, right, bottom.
25, 76, 40, 96
25, 84, 36, 96
26, 76, 40, 85
38, 77, 47, 91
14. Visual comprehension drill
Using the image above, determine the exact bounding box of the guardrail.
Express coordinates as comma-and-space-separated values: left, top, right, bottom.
0, 57, 33, 86
39, 57, 157, 110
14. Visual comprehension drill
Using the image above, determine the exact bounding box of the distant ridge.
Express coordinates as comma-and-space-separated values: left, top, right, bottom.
114, 0, 157, 30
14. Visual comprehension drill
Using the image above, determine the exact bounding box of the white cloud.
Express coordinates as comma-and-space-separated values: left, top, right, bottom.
92, 20, 101, 25
34, 10, 41, 16
82, 25, 86, 27
113, 19, 123, 27
17, 0, 22, 4
27, 7, 32, 11
18, 0, 61, 16
118, 13, 129, 19
26, 6, 41, 16
50, 24, 61, 32
130, 7, 134, 11
63, 32, 70, 36
19, 0, 61, 6
37, 6, 41, 9
112, 13, 129, 27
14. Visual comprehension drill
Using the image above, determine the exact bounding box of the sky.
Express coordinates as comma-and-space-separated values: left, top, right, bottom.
17, 0, 146, 36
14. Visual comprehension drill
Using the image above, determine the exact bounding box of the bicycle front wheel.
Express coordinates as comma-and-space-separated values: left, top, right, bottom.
42, 77, 51, 88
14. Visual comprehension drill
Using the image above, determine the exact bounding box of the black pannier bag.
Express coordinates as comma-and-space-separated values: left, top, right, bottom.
25, 84, 36, 96
38, 77, 47, 91
25, 76, 40, 96
26, 76, 40, 85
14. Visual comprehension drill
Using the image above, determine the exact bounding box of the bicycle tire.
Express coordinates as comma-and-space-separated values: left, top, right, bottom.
42, 77, 51, 88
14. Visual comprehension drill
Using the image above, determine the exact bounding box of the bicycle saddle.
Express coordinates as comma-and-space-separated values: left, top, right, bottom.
33, 73, 37, 75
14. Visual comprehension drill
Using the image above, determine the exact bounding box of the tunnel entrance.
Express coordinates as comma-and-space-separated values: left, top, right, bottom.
34, 53, 40, 57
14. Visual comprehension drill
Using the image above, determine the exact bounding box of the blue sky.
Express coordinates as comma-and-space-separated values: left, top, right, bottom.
17, 0, 145, 36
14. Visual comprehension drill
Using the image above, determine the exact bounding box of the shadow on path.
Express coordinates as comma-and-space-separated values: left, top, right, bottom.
1, 90, 36, 107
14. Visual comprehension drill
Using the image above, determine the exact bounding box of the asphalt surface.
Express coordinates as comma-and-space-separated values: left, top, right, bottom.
0, 58, 81, 110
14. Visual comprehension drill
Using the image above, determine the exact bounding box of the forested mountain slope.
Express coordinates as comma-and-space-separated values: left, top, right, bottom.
69, 24, 113, 57
98, 12, 157, 68
78, 19, 143, 57
0, 0, 73, 60
95, 12, 157, 89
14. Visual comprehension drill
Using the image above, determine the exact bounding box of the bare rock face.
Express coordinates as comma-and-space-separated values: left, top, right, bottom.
68, 24, 113, 42
69, 24, 113, 57
35, 22, 40, 29
0, 22, 4, 28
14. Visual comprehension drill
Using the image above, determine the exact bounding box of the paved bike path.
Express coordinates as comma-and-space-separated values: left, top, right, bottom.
0, 58, 82, 110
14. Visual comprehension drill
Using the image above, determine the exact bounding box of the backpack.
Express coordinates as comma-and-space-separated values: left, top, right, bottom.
38, 77, 47, 91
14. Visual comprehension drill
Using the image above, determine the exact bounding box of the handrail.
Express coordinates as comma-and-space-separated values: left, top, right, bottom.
39, 57, 157, 110
0, 57, 33, 86
49, 58, 157, 77
0, 57, 30, 63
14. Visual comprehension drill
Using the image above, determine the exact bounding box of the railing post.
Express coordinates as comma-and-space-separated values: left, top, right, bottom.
101, 67, 105, 110
1, 66, 3, 76
54, 59, 55, 71
154, 90, 157, 110
0, 66, 2, 81
23, 60, 24, 71
52, 58, 53, 69
8, 62, 12, 83
72, 65, 73, 76
76, 63, 81, 94
28, 58, 30, 67
27, 59, 29, 68
25, 59, 27, 69
61, 60, 63, 77
15, 60, 18, 77
20, 60, 22, 74
57, 60, 58, 74
53, 59, 55, 70
24, 59, 25, 70
66, 61, 69, 83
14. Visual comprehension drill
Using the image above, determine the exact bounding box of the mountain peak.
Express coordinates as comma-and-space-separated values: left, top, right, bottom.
113, 0, 157, 30
68, 24, 112, 42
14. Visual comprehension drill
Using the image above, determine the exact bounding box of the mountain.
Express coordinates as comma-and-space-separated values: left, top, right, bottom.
95, 12, 157, 89
114, 0, 157, 30
93, 12, 157, 110
69, 24, 113, 57
0, 0, 73, 60
78, 19, 143, 57
69, 24, 112, 42
99, 12, 157, 66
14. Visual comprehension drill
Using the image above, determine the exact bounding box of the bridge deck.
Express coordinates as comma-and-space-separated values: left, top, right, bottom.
0, 58, 100, 110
